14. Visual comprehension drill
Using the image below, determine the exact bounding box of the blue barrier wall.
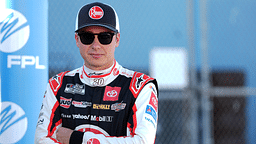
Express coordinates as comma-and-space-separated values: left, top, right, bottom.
0, 1, 48, 143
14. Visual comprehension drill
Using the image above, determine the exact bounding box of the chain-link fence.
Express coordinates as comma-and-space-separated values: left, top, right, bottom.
48, 0, 256, 144
155, 91, 195, 144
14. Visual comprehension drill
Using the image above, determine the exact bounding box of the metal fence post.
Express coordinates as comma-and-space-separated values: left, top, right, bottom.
187, 0, 199, 144
200, 0, 213, 144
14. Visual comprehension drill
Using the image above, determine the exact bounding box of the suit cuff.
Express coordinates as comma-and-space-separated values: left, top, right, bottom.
69, 131, 84, 144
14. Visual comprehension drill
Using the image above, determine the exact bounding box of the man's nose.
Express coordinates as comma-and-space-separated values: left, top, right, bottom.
91, 35, 101, 49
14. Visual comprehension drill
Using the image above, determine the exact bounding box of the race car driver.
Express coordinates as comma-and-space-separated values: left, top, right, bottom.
35, 2, 158, 144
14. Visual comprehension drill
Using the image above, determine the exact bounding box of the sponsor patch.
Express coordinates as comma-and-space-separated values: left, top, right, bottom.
129, 72, 154, 98
145, 117, 156, 128
93, 104, 110, 110
89, 6, 104, 20
60, 96, 72, 109
121, 71, 133, 77
72, 101, 92, 108
70, 114, 113, 122
111, 102, 126, 112
37, 118, 44, 126
64, 83, 85, 95
135, 74, 146, 90
61, 113, 71, 119
49, 72, 67, 95
103, 86, 121, 101
149, 92, 158, 112
91, 115, 113, 122
87, 138, 101, 144
88, 72, 103, 76
49, 75, 61, 92
113, 68, 119, 76
145, 105, 157, 122
72, 114, 90, 120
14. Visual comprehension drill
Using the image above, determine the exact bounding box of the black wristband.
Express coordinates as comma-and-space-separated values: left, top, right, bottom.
69, 131, 84, 144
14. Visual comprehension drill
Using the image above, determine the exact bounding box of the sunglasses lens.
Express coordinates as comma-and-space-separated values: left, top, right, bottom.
98, 33, 113, 45
79, 33, 94, 45
78, 32, 115, 45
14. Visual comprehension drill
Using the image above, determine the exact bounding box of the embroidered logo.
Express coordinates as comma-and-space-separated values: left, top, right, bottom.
93, 104, 110, 110
129, 72, 154, 98
49, 72, 67, 95
49, 75, 61, 92
136, 74, 145, 90
87, 138, 100, 144
149, 92, 158, 112
89, 6, 104, 20
64, 83, 85, 95
72, 101, 92, 108
113, 68, 119, 76
60, 96, 72, 109
111, 102, 126, 112
145, 105, 157, 122
103, 86, 121, 101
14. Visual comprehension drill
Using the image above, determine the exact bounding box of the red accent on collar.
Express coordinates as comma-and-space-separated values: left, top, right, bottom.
82, 61, 116, 78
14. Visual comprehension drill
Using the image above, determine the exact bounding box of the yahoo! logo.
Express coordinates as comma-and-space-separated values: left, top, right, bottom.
0, 101, 28, 143
0, 9, 30, 53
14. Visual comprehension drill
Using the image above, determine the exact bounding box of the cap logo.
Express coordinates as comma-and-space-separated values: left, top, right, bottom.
89, 6, 104, 19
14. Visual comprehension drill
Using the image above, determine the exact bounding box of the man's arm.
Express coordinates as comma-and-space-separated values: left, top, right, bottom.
56, 127, 73, 144
34, 84, 62, 144
60, 82, 158, 144
35, 72, 67, 144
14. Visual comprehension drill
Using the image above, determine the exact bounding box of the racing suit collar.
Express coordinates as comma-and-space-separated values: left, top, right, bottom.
82, 60, 116, 78
80, 60, 120, 86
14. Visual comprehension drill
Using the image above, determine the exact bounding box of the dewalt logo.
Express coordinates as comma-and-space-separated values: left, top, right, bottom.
93, 104, 110, 110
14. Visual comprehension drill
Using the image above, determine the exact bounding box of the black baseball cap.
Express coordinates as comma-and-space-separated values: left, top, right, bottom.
75, 2, 120, 33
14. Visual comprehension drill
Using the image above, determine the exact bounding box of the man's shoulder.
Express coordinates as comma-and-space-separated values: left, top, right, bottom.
118, 66, 155, 83
48, 67, 82, 95
65, 67, 81, 77
118, 66, 135, 78
117, 66, 157, 98
129, 71, 156, 97
48, 71, 69, 95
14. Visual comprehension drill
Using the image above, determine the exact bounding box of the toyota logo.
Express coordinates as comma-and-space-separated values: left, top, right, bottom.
106, 90, 117, 97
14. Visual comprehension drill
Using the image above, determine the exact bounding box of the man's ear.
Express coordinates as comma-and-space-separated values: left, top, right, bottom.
115, 32, 120, 47
75, 33, 80, 46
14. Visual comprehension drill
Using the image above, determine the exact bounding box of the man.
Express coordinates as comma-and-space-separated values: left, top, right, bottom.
35, 2, 158, 144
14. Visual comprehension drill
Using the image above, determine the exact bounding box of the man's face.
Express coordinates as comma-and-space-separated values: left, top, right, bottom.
75, 26, 120, 70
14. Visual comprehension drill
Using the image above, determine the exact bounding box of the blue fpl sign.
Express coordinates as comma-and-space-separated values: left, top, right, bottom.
0, 1, 48, 143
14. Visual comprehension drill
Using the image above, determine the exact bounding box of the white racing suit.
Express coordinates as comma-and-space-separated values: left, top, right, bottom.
35, 61, 158, 144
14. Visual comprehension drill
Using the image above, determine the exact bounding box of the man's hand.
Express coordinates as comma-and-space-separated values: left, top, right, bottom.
56, 127, 73, 144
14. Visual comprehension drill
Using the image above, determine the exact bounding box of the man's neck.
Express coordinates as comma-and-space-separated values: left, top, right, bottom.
83, 62, 115, 76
